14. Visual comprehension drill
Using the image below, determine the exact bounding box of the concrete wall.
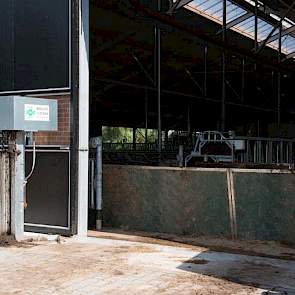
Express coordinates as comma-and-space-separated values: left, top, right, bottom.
103, 165, 295, 244
0, 153, 10, 235
234, 171, 295, 243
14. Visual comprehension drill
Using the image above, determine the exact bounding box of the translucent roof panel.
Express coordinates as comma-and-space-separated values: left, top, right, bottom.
185, 0, 295, 58
267, 32, 295, 54
282, 35, 295, 54
227, 3, 246, 22
188, 0, 247, 24
234, 16, 255, 39
257, 20, 276, 42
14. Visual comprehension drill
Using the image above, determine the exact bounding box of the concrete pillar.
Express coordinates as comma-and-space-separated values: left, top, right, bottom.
77, 0, 89, 236
10, 132, 25, 241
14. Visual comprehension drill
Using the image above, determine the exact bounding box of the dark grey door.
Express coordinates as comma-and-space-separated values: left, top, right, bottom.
25, 148, 71, 235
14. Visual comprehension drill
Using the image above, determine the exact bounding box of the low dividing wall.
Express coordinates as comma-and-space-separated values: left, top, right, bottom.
103, 165, 295, 243
234, 171, 295, 243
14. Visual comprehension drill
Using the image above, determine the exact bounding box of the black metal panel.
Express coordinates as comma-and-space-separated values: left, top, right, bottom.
0, 0, 70, 94
0, 1, 14, 91
24, 150, 70, 231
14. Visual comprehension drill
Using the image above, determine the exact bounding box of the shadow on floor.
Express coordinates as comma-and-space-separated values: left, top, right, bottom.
178, 250, 295, 294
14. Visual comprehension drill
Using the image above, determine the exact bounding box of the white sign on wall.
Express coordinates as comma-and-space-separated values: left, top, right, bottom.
24, 104, 50, 122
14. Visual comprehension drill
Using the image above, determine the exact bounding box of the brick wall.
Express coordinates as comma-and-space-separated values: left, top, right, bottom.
34, 95, 71, 146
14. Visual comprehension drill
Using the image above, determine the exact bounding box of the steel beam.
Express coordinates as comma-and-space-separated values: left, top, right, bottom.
94, 78, 280, 113
226, 79, 241, 100
231, 0, 283, 26
131, 52, 154, 85
263, 25, 295, 45
185, 68, 204, 95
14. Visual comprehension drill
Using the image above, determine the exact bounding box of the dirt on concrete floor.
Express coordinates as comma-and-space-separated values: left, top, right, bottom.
0, 234, 294, 294
0, 235, 36, 248
89, 229, 295, 261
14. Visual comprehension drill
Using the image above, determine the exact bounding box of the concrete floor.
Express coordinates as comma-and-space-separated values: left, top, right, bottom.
0, 235, 295, 295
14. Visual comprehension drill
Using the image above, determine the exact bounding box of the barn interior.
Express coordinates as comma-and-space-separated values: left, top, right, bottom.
89, 0, 295, 168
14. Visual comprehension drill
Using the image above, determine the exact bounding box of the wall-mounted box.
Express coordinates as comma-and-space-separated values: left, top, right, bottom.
0, 96, 58, 131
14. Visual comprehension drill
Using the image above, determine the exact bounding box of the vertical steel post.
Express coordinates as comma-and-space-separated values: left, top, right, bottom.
178, 145, 184, 168
221, 0, 227, 131
155, 0, 161, 153
145, 89, 148, 143
254, 0, 258, 51
241, 58, 245, 103
204, 44, 208, 97
133, 127, 136, 150
187, 103, 191, 134
277, 24, 282, 127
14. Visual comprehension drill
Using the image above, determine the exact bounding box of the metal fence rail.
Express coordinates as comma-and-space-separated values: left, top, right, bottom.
103, 142, 183, 152
235, 137, 295, 165
101, 136, 295, 167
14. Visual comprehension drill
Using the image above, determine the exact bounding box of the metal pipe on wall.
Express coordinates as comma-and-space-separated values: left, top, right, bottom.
95, 138, 102, 210
95, 137, 102, 230
89, 136, 102, 230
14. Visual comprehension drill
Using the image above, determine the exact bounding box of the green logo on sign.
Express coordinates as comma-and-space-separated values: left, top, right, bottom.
26, 108, 35, 117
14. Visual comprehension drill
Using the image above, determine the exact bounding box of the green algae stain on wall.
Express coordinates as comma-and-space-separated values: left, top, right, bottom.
103, 166, 231, 237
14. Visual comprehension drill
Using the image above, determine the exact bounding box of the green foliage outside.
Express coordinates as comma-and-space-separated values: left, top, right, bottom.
102, 126, 158, 143
136, 128, 158, 143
